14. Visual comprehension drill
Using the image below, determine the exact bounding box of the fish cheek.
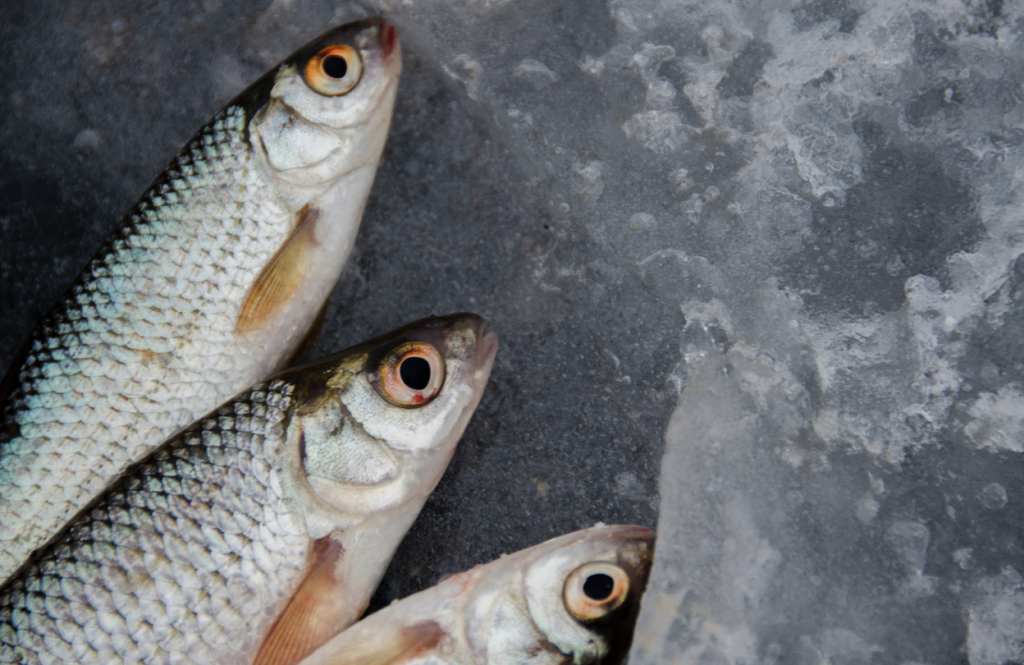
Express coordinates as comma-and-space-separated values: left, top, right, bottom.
523, 555, 610, 663
299, 394, 398, 486
485, 595, 566, 665
261, 107, 343, 171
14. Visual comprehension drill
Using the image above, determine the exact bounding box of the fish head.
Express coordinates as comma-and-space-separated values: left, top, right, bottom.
249, 17, 401, 190
280, 314, 497, 532
478, 525, 655, 665
290, 526, 652, 665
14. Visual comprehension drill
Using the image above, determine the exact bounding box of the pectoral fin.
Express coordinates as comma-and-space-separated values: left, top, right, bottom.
236, 205, 319, 334
302, 622, 445, 665
253, 536, 348, 665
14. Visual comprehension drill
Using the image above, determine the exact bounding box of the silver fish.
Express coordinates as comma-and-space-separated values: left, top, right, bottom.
0, 313, 497, 665
0, 18, 401, 581
298, 525, 654, 665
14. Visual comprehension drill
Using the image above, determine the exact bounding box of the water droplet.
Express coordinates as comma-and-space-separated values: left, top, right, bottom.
856, 494, 879, 524
73, 129, 102, 151
886, 521, 930, 576
980, 483, 1008, 510
953, 548, 974, 570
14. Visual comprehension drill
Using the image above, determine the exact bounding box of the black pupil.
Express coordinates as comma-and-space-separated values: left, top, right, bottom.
582, 573, 615, 601
322, 55, 348, 79
400, 357, 431, 391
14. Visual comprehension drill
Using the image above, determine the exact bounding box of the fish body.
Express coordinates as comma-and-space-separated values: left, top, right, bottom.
0, 18, 401, 581
0, 313, 497, 665
299, 525, 654, 665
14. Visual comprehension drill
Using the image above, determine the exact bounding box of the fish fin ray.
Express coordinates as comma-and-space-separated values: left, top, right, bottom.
236, 205, 319, 334
313, 622, 445, 665
253, 535, 348, 665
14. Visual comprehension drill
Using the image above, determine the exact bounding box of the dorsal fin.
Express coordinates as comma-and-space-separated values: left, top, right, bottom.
236, 205, 319, 335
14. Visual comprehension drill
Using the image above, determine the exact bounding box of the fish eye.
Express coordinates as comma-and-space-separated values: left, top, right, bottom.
376, 342, 445, 407
304, 44, 363, 96
583, 573, 614, 600
564, 562, 630, 623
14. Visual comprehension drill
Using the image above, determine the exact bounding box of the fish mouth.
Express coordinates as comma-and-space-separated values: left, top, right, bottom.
365, 18, 402, 113
472, 319, 499, 384
364, 24, 402, 121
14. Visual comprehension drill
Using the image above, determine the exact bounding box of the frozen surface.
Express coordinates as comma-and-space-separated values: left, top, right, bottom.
3, 0, 1024, 662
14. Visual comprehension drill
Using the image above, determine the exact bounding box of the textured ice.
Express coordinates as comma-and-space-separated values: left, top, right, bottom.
2, 0, 1024, 662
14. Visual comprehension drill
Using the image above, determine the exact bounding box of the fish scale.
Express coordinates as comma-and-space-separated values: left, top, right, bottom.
0, 380, 308, 665
0, 107, 295, 580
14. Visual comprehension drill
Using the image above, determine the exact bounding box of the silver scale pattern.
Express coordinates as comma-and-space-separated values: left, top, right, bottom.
0, 379, 309, 665
0, 105, 296, 580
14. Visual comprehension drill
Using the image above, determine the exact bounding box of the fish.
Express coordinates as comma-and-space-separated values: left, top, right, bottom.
0, 18, 402, 581
0, 313, 498, 665
297, 524, 654, 665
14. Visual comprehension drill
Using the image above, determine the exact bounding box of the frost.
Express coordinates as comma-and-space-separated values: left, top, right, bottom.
967, 568, 1024, 665
72, 129, 102, 151
441, 54, 484, 100
979, 483, 1009, 511
614, 472, 647, 501
571, 160, 605, 206
511, 59, 558, 88
966, 388, 1024, 452
622, 111, 690, 153
855, 493, 879, 523
627, 213, 657, 231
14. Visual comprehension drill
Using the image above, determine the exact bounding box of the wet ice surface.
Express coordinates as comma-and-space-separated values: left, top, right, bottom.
2, 0, 1024, 662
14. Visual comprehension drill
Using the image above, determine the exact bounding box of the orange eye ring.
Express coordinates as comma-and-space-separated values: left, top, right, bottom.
563, 563, 630, 623
376, 342, 445, 407
304, 44, 363, 97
